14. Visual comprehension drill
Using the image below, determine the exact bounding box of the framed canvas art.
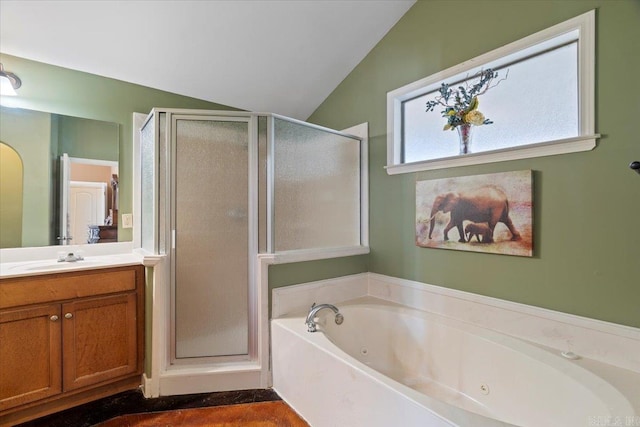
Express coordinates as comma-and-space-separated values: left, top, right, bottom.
416, 170, 533, 257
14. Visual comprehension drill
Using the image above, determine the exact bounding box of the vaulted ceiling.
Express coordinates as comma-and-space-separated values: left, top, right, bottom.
0, 0, 415, 120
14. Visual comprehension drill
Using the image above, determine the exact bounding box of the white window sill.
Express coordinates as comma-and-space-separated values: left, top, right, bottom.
386, 134, 599, 175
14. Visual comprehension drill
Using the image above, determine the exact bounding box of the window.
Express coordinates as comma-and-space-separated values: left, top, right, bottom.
387, 10, 597, 174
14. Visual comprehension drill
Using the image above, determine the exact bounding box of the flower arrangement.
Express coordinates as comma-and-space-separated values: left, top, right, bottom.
425, 68, 503, 131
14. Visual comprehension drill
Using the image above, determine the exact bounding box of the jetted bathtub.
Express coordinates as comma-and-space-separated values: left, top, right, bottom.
271, 297, 636, 427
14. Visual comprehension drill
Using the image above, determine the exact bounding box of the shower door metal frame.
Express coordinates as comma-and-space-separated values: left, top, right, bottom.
167, 112, 259, 367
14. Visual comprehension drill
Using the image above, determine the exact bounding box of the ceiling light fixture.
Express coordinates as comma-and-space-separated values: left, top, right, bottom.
0, 63, 22, 96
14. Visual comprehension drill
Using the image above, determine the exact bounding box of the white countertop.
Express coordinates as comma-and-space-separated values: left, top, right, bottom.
0, 242, 152, 279
0, 252, 144, 279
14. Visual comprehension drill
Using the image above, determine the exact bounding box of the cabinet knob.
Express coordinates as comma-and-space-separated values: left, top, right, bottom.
50, 315, 59, 321
64, 313, 73, 319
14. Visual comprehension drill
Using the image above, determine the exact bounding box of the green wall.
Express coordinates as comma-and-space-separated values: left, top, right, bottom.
0, 106, 52, 247
308, 0, 640, 328
0, 53, 239, 243
269, 255, 369, 287
0, 143, 23, 247
58, 114, 119, 162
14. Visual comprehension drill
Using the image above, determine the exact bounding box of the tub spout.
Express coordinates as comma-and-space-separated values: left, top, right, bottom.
305, 303, 344, 332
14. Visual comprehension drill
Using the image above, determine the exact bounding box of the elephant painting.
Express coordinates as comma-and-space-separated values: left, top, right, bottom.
416, 171, 532, 256
465, 222, 492, 243
427, 186, 521, 243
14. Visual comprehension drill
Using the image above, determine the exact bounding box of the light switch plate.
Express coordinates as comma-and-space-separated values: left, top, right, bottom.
122, 213, 133, 228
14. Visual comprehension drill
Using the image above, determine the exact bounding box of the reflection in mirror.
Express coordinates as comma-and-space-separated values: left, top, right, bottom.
0, 106, 119, 248
62, 156, 119, 246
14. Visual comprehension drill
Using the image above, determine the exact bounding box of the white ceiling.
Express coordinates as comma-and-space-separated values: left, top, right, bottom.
0, 0, 414, 120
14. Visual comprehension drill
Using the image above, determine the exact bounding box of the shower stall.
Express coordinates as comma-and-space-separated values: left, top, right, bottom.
138, 109, 367, 395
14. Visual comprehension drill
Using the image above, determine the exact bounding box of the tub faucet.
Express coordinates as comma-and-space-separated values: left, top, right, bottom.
305, 303, 344, 332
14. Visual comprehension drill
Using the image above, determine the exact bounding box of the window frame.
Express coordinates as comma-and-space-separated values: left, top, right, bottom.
386, 10, 597, 175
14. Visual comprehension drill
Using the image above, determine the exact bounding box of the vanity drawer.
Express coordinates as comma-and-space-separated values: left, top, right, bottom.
0, 266, 141, 309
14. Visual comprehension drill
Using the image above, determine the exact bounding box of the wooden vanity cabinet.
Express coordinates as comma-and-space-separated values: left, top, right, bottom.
0, 304, 62, 410
0, 265, 144, 426
62, 292, 139, 391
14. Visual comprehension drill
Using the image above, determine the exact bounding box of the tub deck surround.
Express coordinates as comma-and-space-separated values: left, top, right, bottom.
271, 274, 640, 427
271, 273, 368, 319
272, 272, 640, 374
273, 299, 639, 427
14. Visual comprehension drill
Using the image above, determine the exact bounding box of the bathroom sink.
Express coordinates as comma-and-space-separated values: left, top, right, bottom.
5, 259, 107, 273
24, 261, 106, 271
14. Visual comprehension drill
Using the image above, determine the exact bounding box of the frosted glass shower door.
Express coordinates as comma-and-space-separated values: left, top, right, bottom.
172, 116, 254, 361
271, 118, 362, 252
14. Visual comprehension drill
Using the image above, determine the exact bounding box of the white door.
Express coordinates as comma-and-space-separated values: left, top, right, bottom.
69, 181, 106, 244
59, 153, 71, 245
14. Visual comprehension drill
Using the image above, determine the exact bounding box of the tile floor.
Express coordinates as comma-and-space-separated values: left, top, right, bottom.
15, 389, 308, 427
96, 401, 308, 427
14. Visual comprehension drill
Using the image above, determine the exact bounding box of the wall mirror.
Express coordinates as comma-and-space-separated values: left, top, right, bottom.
0, 105, 119, 249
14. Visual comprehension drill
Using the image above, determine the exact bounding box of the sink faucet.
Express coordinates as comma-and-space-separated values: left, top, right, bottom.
58, 252, 84, 263
305, 303, 344, 332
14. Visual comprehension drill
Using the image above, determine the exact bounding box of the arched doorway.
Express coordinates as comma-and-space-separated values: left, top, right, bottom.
0, 142, 24, 247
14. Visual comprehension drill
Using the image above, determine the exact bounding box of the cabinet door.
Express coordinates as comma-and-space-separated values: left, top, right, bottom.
62, 293, 137, 391
0, 304, 62, 411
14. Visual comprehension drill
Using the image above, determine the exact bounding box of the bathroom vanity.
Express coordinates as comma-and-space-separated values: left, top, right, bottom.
0, 264, 144, 426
